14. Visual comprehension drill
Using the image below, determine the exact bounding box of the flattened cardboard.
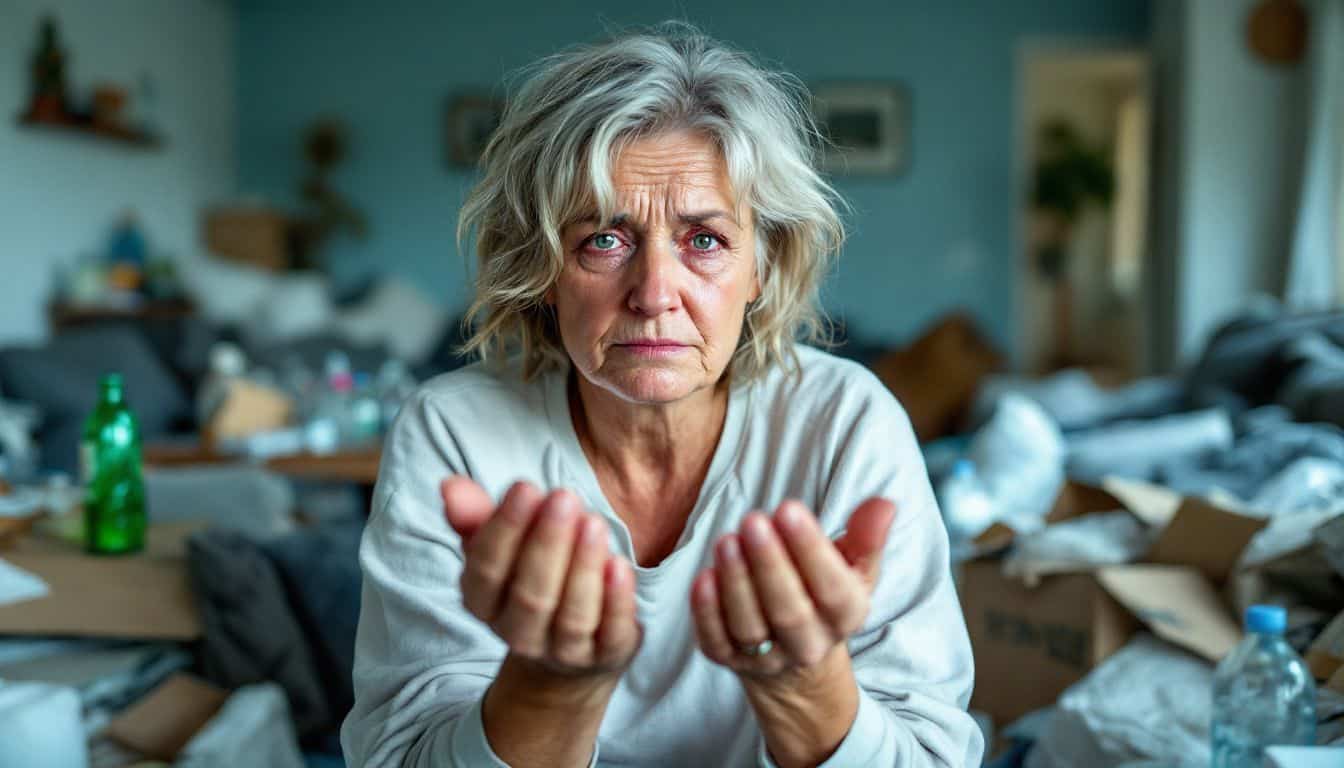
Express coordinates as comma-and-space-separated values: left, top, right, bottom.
1307, 610, 1344, 681
1048, 482, 1124, 523
104, 674, 227, 760
0, 523, 200, 639
1096, 564, 1242, 662
1144, 498, 1267, 586
1101, 477, 1183, 528
1329, 663, 1344, 695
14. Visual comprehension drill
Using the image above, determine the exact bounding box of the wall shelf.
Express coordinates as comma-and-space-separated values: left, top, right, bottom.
15, 114, 161, 149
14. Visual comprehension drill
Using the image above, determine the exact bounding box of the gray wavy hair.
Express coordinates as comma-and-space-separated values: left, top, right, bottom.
458, 21, 845, 381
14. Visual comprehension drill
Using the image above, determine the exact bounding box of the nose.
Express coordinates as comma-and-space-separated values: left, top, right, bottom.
626, 240, 681, 316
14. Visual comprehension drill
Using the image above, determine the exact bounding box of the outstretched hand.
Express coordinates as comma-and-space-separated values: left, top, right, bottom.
689, 498, 896, 678
442, 476, 643, 677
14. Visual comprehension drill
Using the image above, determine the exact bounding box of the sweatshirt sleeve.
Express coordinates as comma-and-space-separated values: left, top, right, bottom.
339, 390, 601, 767
759, 371, 985, 768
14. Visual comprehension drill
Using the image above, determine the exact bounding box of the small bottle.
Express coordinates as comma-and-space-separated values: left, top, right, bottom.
375, 358, 417, 431
1211, 605, 1317, 767
348, 372, 382, 445
937, 459, 995, 542
81, 374, 146, 554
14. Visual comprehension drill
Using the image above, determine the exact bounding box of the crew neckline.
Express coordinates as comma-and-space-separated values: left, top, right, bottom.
542, 366, 751, 578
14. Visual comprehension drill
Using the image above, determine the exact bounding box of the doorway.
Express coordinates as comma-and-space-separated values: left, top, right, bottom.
1017, 46, 1152, 380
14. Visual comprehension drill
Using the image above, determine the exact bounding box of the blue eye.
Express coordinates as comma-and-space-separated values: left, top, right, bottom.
591, 233, 620, 250
691, 233, 718, 250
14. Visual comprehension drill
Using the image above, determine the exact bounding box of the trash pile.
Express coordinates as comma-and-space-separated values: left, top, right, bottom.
934, 307, 1344, 766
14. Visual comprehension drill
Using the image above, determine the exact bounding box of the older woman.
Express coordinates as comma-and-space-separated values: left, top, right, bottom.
342, 24, 981, 768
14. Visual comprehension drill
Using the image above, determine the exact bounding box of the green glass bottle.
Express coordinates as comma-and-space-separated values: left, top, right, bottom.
81, 373, 146, 554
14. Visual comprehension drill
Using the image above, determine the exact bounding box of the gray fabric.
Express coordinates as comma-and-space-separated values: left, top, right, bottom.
974, 370, 1186, 432
1188, 305, 1344, 428
1066, 408, 1235, 483
146, 465, 296, 538
1279, 332, 1344, 427
1157, 411, 1344, 499
0, 327, 190, 473
187, 528, 331, 739
261, 519, 364, 725
244, 332, 391, 377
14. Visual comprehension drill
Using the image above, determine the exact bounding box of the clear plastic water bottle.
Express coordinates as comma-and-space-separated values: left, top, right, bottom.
937, 459, 995, 542
1211, 605, 1316, 767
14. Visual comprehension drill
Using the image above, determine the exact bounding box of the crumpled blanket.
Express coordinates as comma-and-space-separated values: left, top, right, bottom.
187, 521, 363, 741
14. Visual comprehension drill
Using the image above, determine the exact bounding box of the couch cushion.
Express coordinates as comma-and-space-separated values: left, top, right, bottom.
0, 327, 191, 472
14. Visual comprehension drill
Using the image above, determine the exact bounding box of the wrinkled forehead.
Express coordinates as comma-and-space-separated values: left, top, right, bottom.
560, 129, 751, 229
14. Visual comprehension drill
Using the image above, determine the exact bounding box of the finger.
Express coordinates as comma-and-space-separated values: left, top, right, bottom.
714, 535, 771, 648
690, 569, 737, 665
741, 512, 834, 667
494, 490, 582, 657
459, 481, 545, 622
549, 514, 610, 668
595, 557, 641, 667
834, 498, 897, 588
441, 476, 494, 544
773, 501, 869, 635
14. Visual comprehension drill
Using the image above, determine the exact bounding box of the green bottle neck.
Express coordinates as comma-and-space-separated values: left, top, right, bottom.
99, 376, 126, 407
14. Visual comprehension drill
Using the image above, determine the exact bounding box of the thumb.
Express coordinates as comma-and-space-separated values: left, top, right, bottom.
441, 476, 494, 545
834, 498, 897, 587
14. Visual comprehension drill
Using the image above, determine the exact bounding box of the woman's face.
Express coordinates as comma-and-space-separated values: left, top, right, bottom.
553, 130, 760, 406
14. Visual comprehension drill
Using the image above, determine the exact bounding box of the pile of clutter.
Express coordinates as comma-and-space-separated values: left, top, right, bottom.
197, 341, 417, 459
927, 305, 1344, 766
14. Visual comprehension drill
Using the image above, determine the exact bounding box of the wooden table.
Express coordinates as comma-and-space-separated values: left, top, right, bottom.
0, 522, 201, 640
143, 441, 381, 485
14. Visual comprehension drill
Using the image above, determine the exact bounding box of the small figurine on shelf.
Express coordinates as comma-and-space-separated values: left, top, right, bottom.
105, 212, 147, 294
291, 120, 368, 270
24, 16, 70, 123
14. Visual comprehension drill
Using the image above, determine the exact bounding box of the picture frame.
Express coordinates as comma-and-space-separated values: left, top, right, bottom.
810, 82, 910, 175
444, 92, 504, 169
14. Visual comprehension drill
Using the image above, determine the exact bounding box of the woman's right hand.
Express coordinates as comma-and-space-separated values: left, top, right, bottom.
440, 476, 642, 677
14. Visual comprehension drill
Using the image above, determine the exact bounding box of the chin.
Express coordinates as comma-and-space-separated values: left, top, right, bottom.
597, 365, 702, 405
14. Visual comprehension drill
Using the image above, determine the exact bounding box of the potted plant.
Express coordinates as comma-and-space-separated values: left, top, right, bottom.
1030, 119, 1114, 370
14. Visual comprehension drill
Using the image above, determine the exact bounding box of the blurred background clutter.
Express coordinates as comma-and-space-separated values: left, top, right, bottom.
1, 1, 1343, 767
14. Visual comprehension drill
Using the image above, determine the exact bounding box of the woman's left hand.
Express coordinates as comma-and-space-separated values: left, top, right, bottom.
690, 498, 896, 677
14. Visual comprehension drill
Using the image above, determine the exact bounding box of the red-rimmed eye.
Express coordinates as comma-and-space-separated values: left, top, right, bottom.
589, 232, 622, 251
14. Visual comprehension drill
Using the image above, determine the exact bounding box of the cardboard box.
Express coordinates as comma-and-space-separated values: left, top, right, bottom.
871, 313, 1003, 443
203, 206, 290, 271
105, 674, 227, 761
961, 480, 1266, 724
1306, 609, 1344, 682
203, 378, 294, 444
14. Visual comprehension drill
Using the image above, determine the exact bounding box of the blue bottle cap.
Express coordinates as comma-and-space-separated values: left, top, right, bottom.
1246, 604, 1286, 635
952, 458, 976, 479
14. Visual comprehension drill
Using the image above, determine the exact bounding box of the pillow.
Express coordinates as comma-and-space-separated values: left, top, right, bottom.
332, 277, 447, 364
0, 326, 191, 472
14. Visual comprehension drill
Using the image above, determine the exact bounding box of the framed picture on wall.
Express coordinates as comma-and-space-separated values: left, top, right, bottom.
445, 92, 505, 169
811, 82, 909, 175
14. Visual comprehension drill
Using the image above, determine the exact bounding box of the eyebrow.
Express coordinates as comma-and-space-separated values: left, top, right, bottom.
574, 209, 738, 229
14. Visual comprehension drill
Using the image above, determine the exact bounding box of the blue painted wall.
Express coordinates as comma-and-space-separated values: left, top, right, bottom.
237, 0, 1150, 353
1, 0, 236, 343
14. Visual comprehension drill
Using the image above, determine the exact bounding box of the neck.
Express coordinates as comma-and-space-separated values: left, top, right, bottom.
569, 371, 729, 491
